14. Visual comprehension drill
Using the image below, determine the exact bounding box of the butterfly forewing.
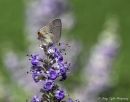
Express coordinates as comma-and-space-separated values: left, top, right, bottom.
49, 19, 62, 43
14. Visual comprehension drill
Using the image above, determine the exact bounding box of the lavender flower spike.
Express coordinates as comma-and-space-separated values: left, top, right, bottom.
28, 19, 78, 102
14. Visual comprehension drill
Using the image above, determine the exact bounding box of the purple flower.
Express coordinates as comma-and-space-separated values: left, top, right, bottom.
48, 46, 63, 62
47, 68, 58, 80
43, 80, 54, 91
58, 62, 70, 81
54, 49, 63, 62
31, 96, 40, 102
58, 62, 68, 74
55, 89, 65, 100
32, 71, 42, 83
59, 66, 66, 74
57, 55, 63, 62
31, 55, 39, 66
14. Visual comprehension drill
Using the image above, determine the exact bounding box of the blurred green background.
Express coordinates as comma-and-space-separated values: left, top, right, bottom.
0, 0, 130, 101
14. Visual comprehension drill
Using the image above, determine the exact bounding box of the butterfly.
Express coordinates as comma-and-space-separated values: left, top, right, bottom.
37, 19, 62, 46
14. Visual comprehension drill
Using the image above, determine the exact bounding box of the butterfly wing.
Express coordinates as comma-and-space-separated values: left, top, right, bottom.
48, 19, 62, 43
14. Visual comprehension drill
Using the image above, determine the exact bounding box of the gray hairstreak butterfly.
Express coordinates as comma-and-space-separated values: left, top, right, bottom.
37, 19, 62, 46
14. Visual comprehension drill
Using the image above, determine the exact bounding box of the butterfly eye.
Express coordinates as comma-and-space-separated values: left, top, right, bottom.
37, 32, 43, 40
38, 32, 40, 34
